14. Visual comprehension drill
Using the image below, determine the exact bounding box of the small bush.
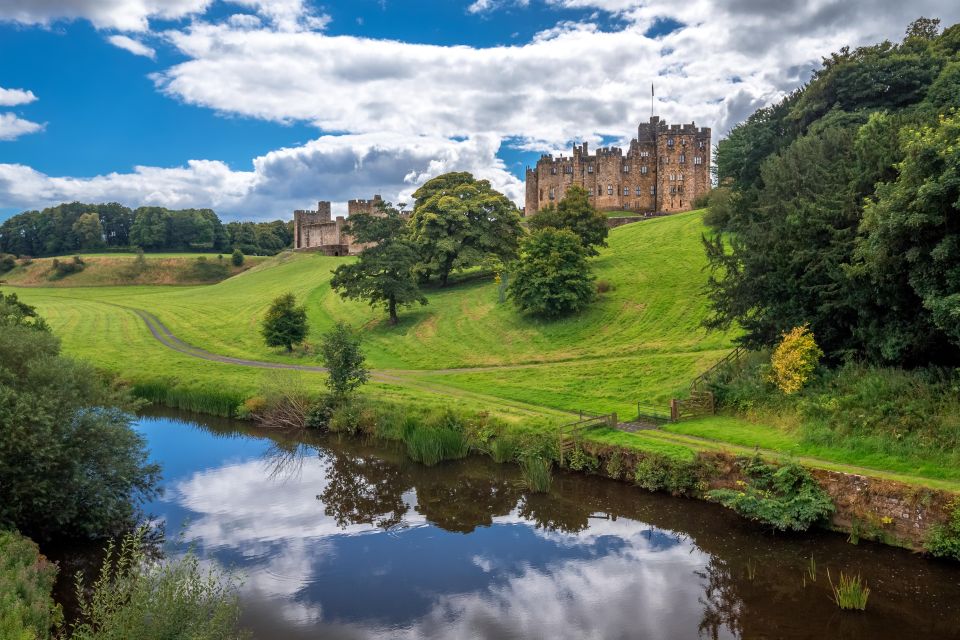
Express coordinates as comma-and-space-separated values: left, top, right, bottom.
0, 531, 61, 640
490, 436, 518, 463
692, 190, 712, 209
633, 454, 698, 494
328, 399, 379, 436
521, 456, 553, 493
566, 445, 599, 472
231, 248, 245, 267
49, 255, 86, 279
235, 395, 268, 420
828, 570, 870, 611
595, 279, 615, 294
926, 499, 960, 561
19, 256, 33, 267
261, 293, 308, 352
707, 457, 834, 531
605, 450, 624, 479
770, 325, 823, 394
70, 529, 247, 640
320, 322, 369, 400
0, 253, 16, 274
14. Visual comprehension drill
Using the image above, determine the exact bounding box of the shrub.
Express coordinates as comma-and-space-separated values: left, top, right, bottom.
0, 304, 160, 541
319, 322, 369, 400
328, 399, 379, 436
707, 457, 834, 531
926, 499, 960, 561
507, 228, 595, 318
49, 255, 86, 279
489, 436, 518, 463
595, 279, 614, 294
261, 293, 308, 351
770, 325, 823, 394
231, 248, 245, 267
0, 531, 61, 640
605, 450, 624, 479
0, 252, 16, 274
566, 445, 599, 472
182, 256, 229, 282
633, 454, 698, 494
70, 529, 247, 640
521, 456, 553, 493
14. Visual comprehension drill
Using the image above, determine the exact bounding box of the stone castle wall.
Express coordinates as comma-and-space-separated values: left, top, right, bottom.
293, 195, 383, 256
525, 116, 711, 216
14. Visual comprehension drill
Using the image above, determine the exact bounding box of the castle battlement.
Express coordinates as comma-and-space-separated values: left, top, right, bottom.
525, 115, 711, 217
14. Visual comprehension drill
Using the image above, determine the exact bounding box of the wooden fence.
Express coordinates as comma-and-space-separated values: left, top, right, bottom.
558, 411, 617, 464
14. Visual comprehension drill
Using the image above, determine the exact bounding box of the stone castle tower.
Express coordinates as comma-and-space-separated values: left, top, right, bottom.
525, 117, 711, 216
293, 195, 384, 255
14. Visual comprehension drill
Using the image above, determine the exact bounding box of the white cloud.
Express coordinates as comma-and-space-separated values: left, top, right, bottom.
107, 34, 156, 59
0, 133, 522, 218
0, 87, 37, 107
0, 0, 212, 32
0, 113, 44, 141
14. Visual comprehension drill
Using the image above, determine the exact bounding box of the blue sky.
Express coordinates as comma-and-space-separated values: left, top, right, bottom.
1, 0, 957, 221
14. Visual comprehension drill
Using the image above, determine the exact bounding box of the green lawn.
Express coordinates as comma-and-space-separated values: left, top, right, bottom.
10, 209, 960, 490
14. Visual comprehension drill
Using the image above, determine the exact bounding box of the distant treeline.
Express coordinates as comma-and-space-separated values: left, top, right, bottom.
0, 201, 293, 257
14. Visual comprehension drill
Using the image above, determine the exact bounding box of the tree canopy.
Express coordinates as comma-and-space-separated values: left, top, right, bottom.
507, 228, 595, 318
528, 185, 609, 256
330, 201, 427, 325
704, 18, 960, 366
409, 172, 523, 286
261, 293, 308, 351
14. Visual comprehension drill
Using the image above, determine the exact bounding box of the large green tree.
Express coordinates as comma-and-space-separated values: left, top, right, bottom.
72, 212, 105, 250
331, 202, 426, 325
507, 228, 595, 318
261, 293, 308, 351
409, 172, 523, 286
528, 185, 608, 256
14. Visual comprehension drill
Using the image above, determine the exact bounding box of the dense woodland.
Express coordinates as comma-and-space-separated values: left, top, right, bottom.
0, 202, 293, 257
706, 18, 960, 367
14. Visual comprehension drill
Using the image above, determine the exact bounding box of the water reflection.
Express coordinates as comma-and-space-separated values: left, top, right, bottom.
138, 411, 960, 640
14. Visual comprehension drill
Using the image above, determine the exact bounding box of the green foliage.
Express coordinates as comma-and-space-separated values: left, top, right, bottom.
50, 256, 86, 279
706, 22, 960, 366
707, 457, 834, 531
0, 252, 17, 274
0, 290, 49, 331
70, 529, 247, 640
0, 531, 61, 640
632, 454, 699, 494
403, 412, 471, 466
769, 325, 823, 394
330, 201, 427, 325
489, 436, 519, 463
72, 212, 105, 250
319, 322, 369, 399
231, 248, 244, 267
528, 185, 608, 256
261, 292, 308, 351
605, 450, 624, 479
828, 570, 870, 611
508, 228, 595, 318
409, 172, 523, 286
520, 456, 553, 493
0, 303, 160, 541
566, 445, 599, 472
926, 499, 960, 560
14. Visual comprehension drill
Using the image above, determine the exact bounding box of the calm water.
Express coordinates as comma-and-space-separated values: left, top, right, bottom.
93, 411, 960, 639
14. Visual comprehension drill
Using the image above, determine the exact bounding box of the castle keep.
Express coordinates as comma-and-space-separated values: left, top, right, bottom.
525, 117, 711, 216
293, 195, 384, 255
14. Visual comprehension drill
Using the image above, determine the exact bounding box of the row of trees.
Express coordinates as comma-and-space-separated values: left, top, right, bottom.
0, 201, 293, 257
330, 174, 608, 324
704, 18, 960, 367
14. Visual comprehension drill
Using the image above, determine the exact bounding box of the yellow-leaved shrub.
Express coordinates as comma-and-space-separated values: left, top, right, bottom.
769, 325, 823, 394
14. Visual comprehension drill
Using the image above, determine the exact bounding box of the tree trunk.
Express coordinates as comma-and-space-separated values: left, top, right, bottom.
440, 254, 454, 287
388, 297, 398, 325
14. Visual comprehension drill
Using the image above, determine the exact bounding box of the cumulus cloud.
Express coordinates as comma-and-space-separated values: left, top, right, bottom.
0, 133, 522, 218
0, 87, 37, 107
0, 113, 44, 141
107, 34, 156, 58
0, 0, 211, 32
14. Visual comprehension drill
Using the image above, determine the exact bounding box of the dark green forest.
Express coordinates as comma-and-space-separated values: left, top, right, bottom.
0, 202, 293, 257
706, 18, 960, 367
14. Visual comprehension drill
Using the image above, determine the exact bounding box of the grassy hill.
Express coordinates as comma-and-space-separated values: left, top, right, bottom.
0, 253, 263, 287
11, 211, 960, 489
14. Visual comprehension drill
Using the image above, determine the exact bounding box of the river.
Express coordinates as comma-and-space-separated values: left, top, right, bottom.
68, 410, 960, 639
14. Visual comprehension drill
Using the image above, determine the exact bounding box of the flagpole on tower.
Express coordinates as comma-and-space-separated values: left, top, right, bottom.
651, 83, 655, 119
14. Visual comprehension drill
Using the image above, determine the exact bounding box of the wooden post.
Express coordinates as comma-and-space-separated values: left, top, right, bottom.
669, 399, 679, 422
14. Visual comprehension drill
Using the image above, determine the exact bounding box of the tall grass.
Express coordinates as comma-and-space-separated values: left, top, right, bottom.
521, 456, 553, 493
828, 570, 870, 611
404, 425, 471, 466
132, 380, 244, 417
490, 436, 518, 463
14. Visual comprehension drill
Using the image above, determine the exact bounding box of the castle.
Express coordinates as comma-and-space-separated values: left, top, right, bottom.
293, 195, 385, 255
525, 116, 711, 216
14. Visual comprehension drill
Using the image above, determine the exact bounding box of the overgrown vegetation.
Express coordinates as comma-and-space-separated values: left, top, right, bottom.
69, 529, 247, 639
707, 457, 834, 531
828, 570, 870, 611
0, 291, 160, 541
520, 456, 553, 493
528, 185, 609, 256
0, 531, 61, 640
49, 256, 86, 279
926, 499, 960, 560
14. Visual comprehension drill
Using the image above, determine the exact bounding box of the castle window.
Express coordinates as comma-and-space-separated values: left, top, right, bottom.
565, 165, 573, 174
698, 140, 705, 149
635, 186, 642, 196
679, 154, 685, 164
694, 156, 703, 165
681, 139, 687, 146
623, 187, 630, 196
640, 150, 649, 158
667, 137, 675, 147
551, 166, 558, 175
650, 185, 656, 195
549, 187, 556, 200
670, 186, 677, 195
607, 185, 613, 195
598, 186, 603, 195
640, 166, 648, 175
678, 173, 684, 180
623, 165, 630, 173
587, 164, 594, 173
